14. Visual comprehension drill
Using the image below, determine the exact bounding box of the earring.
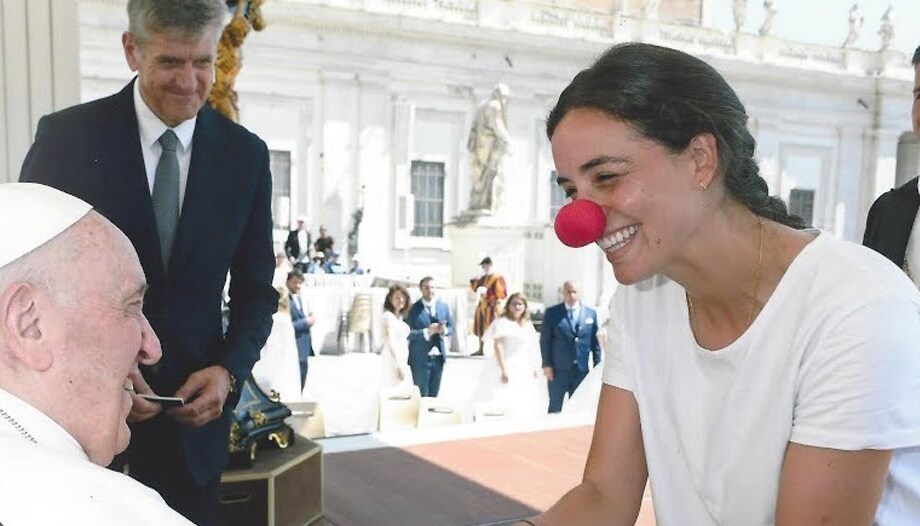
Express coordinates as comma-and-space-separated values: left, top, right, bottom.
699, 181, 708, 190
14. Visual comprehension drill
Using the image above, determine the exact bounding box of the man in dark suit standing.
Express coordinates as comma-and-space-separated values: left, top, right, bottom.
286, 270, 314, 389
540, 281, 601, 413
863, 46, 920, 278
407, 276, 454, 397
19, 1, 277, 523
285, 216, 312, 272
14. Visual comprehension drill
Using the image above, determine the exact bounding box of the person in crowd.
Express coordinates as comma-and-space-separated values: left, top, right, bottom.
0, 183, 192, 525
314, 225, 335, 259
520, 42, 920, 525
540, 281, 601, 413
348, 256, 367, 275
324, 251, 347, 274
406, 277, 454, 397
285, 216, 312, 272
472, 292, 542, 419
863, 46, 920, 283
286, 270, 314, 389
272, 251, 293, 288
306, 253, 327, 274
469, 256, 507, 355
19, 1, 278, 523
380, 285, 413, 389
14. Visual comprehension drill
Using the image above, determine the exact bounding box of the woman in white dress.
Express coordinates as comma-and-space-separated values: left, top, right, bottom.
475, 292, 543, 418
250, 287, 302, 402
380, 284, 413, 388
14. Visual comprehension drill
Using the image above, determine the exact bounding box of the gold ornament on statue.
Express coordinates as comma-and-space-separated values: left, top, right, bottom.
208, 0, 267, 122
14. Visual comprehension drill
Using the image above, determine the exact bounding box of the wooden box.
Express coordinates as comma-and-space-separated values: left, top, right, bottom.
217, 436, 323, 526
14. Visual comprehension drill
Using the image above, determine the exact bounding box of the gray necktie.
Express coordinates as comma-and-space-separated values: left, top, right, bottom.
152, 129, 180, 271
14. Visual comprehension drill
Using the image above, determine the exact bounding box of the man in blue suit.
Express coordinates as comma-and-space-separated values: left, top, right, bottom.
540, 281, 602, 413
19, 1, 277, 523
286, 270, 314, 389
407, 277, 454, 397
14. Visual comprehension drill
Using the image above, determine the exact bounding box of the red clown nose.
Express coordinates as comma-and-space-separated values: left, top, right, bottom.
554, 199, 605, 248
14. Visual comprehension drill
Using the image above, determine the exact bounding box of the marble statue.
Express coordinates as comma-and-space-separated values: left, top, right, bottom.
642, 0, 660, 19
877, 6, 894, 52
467, 84, 511, 213
759, 0, 777, 37
732, 0, 748, 33
842, 3, 863, 49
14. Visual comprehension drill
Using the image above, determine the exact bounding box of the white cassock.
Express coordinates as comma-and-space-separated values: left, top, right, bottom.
0, 387, 193, 525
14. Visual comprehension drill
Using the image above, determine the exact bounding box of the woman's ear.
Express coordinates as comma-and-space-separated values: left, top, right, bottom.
0, 283, 54, 372
688, 133, 719, 190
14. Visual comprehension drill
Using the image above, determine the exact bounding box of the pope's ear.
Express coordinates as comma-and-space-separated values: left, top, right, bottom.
0, 283, 53, 372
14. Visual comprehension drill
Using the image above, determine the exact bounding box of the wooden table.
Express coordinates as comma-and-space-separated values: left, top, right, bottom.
218, 435, 323, 526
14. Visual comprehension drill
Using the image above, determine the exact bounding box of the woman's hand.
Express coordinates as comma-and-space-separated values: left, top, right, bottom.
501, 371, 509, 384
396, 368, 405, 381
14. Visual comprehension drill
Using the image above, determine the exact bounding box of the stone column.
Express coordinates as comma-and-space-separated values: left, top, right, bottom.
0, 0, 80, 183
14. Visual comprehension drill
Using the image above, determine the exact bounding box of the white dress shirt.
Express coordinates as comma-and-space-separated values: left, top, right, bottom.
133, 81, 196, 211
566, 302, 581, 325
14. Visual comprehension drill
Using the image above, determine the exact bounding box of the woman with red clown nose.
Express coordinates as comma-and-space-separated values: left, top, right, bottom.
517, 43, 920, 526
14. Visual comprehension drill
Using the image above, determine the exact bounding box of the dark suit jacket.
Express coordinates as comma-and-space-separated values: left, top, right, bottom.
285, 229, 311, 260
289, 294, 312, 361
863, 176, 920, 267
540, 303, 601, 374
20, 81, 278, 483
406, 299, 454, 366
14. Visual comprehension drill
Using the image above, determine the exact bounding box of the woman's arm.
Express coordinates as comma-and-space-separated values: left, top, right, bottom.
527, 384, 648, 525
775, 443, 890, 525
493, 337, 508, 382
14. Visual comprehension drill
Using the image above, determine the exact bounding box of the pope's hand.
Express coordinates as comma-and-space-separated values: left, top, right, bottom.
127, 367, 162, 423
169, 365, 232, 428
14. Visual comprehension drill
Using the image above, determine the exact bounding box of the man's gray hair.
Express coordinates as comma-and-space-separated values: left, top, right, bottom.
127, 0, 226, 46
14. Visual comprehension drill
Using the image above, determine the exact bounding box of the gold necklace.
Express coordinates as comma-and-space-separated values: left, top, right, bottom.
687, 217, 765, 330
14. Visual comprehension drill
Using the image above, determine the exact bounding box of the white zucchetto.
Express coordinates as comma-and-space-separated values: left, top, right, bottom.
0, 183, 92, 269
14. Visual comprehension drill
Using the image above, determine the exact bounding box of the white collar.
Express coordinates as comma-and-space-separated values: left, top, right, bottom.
0, 387, 87, 460
566, 302, 581, 311
133, 80, 196, 153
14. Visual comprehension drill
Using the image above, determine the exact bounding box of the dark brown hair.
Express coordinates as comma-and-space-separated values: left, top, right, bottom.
547, 42, 805, 229
384, 284, 411, 316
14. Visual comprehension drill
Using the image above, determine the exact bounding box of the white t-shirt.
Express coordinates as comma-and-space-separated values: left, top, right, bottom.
604, 232, 920, 525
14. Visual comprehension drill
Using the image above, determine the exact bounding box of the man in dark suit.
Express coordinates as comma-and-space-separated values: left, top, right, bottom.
407, 276, 454, 397
286, 270, 314, 389
19, 1, 277, 523
285, 216, 312, 272
863, 45, 920, 276
540, 281, 601, 413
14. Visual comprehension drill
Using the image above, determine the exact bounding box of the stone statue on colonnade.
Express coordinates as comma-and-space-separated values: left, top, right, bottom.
466, 83, 511, 214
841, 3, 863, 49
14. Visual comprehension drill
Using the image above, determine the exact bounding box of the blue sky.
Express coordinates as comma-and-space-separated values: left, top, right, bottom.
704, 0, 918, 56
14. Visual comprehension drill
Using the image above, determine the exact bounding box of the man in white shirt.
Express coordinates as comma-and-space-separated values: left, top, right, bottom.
0, 183, 191, 525
285, 216, 313, 272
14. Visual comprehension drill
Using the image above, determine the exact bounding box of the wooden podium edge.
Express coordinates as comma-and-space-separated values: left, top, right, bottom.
221, 437, 323, 483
